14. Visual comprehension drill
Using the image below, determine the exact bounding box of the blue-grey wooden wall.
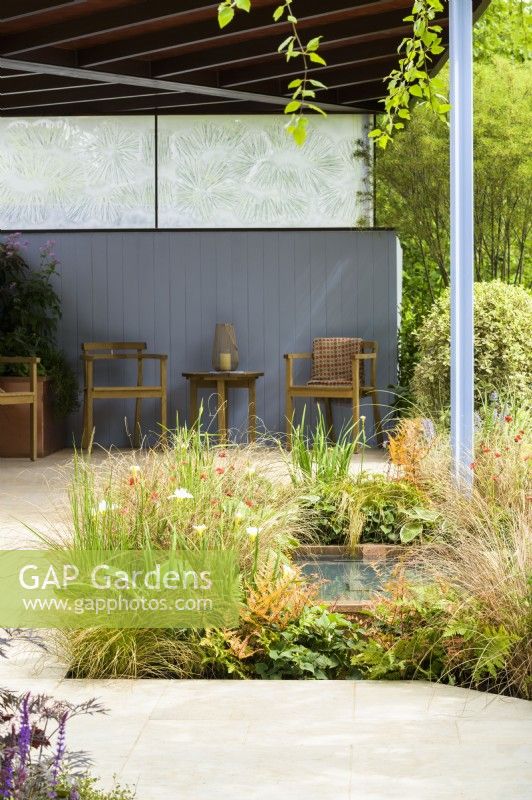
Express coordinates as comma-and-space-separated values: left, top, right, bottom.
20, 230, 401, 447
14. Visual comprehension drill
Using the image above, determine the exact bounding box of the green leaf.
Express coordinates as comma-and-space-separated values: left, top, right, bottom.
399, 521, 423, 543
308, 78, 327, 89
308, 52, 326, 65
368, 129, 382, 138
286, 115, 308, 146
235, 0, 251, 10
273, 5, 285, 21
278, 35, 295, 52
306, 102, 327, 116
284, 100, 302, 113
287, 78, 303, 89
218, 6, 234, 28
306, 36, 323, 52
409, 84, 423, 97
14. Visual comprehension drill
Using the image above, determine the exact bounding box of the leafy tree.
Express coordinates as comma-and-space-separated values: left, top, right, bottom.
375, 56, 531, 391
375, 0, 531, 392
474, 0, 531, 63
376, 58, 531, 290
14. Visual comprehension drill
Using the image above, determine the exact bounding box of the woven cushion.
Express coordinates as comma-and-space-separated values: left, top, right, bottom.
308, 337, 363, 386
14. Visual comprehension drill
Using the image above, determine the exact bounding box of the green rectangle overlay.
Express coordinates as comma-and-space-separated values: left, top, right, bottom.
0, 550, 240, 629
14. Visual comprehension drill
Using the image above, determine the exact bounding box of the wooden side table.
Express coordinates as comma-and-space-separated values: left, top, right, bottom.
182, 371, 264, 443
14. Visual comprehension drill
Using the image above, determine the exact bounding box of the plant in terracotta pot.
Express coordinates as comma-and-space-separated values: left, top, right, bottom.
0, 233, 78, 456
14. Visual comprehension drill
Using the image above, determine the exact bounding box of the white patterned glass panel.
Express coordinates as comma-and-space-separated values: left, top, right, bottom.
0, 116, 155, 229
158, 115, 371, 228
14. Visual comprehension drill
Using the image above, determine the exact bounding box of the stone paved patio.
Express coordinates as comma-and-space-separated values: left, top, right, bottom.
0, 665, 530, 800
1, 450, 531, 799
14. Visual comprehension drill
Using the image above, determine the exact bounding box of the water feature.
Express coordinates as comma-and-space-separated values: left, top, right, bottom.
298, 555, 400, 604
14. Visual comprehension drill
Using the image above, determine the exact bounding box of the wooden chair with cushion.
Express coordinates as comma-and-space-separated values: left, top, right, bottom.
0, 356, 40, 460
284, 337, 383, 448
81, 342, 168, 449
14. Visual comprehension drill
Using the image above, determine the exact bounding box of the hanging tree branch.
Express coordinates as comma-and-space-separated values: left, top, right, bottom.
217, 0, 449, 147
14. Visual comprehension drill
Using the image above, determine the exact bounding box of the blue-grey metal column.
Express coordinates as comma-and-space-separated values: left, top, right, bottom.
450, 0, 474, 484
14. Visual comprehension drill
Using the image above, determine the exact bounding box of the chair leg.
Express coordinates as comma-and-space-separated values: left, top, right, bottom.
30, 400, 38, 461
81, 360, 94, 449
160, 358, 168, 445
30, 360, 38, 460
189, 379, 199, 429
285, 391, 294, 450
323, 398, 335, 442
352, 392, 361, 449
371, 389, 384, 446
134, 353, 143, 449
216, 379, 228, 445
82, 392, 94, 450
248, 380, 257, 444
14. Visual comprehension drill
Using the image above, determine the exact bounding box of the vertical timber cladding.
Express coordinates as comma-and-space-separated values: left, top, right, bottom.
19, 230, 401, 446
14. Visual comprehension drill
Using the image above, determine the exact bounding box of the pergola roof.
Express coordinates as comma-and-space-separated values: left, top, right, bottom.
0, 0, 487, 117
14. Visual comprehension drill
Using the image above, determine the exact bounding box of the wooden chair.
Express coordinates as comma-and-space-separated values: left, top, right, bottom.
81, 342, 168, 449
0, 356, 40, 460
284, 337, 383, 448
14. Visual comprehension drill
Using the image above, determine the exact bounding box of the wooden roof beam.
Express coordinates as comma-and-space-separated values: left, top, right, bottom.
1, 1, 219, 56
1, 0, 85, 24
73, 3, 412, 67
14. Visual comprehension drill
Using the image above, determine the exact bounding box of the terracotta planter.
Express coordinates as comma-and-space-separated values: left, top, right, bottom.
0, 376, 66, 458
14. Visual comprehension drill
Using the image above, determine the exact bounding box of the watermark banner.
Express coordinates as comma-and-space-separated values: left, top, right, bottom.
0, 550, 240, 628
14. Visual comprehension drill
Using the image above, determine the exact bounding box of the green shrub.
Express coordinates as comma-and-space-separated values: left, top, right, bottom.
412, 281, 532, 417
202, 605, 362, 680
0, 233, 78, 417
61, 776, 135, 800
355, 582, 526, 697
300, 474, 439, 546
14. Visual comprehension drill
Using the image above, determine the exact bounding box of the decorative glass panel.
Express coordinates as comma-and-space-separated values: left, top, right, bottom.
0, 116, 155, 229
157, 115, 371, 228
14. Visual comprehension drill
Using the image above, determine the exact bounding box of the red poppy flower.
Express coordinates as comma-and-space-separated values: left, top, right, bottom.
504, 415, 513, 423
215, 467, 225, 475
469, 462, 476, 470
244, 498, 254, 508
150, 492, 159, 501
514, 435, 522, 443
200, 472, 207, 480
219, 451, 227, 458
128, 477, 136, 486
481, 446, 490, 454
494, 452, 501, 458
491, 475, 500, 482
225, 490, 233, 497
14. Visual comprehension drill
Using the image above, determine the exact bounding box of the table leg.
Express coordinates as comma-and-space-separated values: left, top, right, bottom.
189, 379, 199, 429
248, 380, 257, 443
216, 379, 228, 444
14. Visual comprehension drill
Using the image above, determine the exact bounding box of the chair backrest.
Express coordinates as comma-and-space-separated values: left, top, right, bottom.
81, 342, 146, 356
310, 337, 363, 384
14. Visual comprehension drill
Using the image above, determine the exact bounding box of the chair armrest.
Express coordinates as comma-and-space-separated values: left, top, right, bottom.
0, 356, 41, 365
284, 353, 312, 360
353, 353, 376, 361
